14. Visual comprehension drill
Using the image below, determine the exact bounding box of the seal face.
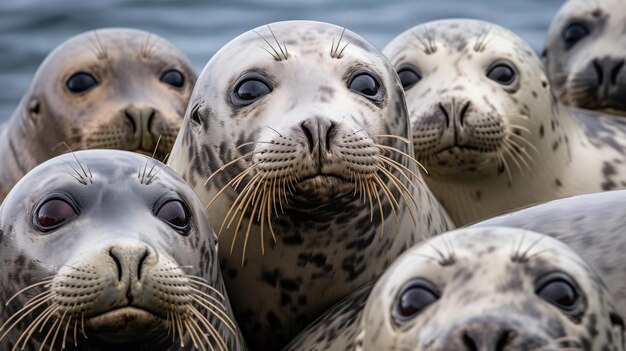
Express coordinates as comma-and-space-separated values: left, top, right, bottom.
167, 20, 453, 349
285, 227, 625, 351
0, 28, 196, 201
472, 189, 626, 320
544, 0, 626, 115
0, 150, 244, 350
383, 19, 626, 225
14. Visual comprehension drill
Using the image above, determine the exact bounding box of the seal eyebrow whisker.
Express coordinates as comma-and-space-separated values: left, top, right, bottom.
512, 231, 546, 263
62, 142, 93, 184
411, 25, 437, 55
140, 32, 157, 59
90, 30, 108, 60
266, 25, 289, 61
474, 25, 494, 52
252, 28, 287, 62
330, 16, 351, 59
140, 135, 162, 185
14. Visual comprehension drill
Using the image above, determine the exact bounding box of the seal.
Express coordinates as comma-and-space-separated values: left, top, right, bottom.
472, 189, 626, 318
0, 150, 245, 351
544, 0, 626, 115
382, 19, 626, 225
0, 28, 196, 201
284, 227, 625, 351
167, 20, 454, 350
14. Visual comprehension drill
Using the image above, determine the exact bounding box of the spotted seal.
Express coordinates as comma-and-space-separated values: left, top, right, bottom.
472, 189, 626, 318
0, 28, 196, 201
0, 150, 245, 350
284, 227, 625, 350
382, 19, 626, 225
167, 20, 454, 349
544, 0, 626, 115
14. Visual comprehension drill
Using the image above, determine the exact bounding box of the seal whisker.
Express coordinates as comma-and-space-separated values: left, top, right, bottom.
377, 144, 428, 174
206, 165, 257, 210
190, 295, 236, 335
372, 175, 400, 229
252, 29, 282, 61
266, 25, 289, 61
183, 317, 201, 350
330, 16, 351, 59
203, 151, 259, 187
372, 134, 412, 144
189, 306, 226, 351
503, 140, 532, 173
376, 165, 418, 225
186, 276, 226, 301
5, 278, 53, 306
186, 317, 210, 351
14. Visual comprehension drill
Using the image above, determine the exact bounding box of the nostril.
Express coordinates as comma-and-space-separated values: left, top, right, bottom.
301, 121, 315, 153
593, 59, 604, 86
438, 103, 450, 128
145, 108, 156, 133
325, 122, 336, 151
495, 330, 515, 351
109, 248, 123, 281
610, 60, 624, 85
136, 249, 149, 281
124, 110, 138, 134
462, 332, 479, 351
459, 101, 471, 127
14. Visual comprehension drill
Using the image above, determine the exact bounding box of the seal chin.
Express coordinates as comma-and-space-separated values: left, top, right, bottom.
85, 307, 167, 343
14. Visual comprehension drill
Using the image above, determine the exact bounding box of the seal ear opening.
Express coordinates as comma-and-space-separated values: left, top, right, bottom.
28, 98, 41, 123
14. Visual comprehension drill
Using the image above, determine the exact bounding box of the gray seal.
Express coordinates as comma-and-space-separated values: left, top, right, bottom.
544, 0, 626, 115
383, 19, 626, 225
0, 150, 245, 350
167, 20, 454, 349
284, 227, 625, 351
0, 28, 196, 201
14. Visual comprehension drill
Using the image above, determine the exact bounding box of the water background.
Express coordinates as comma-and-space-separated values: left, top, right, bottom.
0, 0, 563, 122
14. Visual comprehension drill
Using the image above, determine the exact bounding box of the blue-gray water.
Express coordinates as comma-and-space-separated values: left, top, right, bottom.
0, 0, 563, 122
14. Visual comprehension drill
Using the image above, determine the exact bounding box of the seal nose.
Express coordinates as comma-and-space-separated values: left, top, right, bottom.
461, 329, 516, 351
300, 117, 337, 154
438, 99, 471, 128
108, 242, 156, 282
592, 57, 625, 88
124, 105, 157, 150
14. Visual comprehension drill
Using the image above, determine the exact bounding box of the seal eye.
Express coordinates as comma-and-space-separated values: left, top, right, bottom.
36, 199, 77, 231
537, 278, 580, 311
397, 68, 421, 90
486, 62, 517, 86
66, 72, 98, 93
234, 79, 272, 104
348, 73, 380, 99
392, 279, 439, 324
562, 22, 589, 49
156, 200, 191, 231
160, 69, 185, 88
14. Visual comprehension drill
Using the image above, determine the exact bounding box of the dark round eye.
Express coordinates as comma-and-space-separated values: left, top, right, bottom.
486, 62, 517, 86
234, 79, 272, 103
36, 199, 77, 231
348, 73, 380, 98
537, 278, 580, 311
160, 69, 185, 88
397, 68, 421, 90
562, 22, 589, 49
392, 280, 439, 324
156, 200, 191, 231
66, 72, 98, 93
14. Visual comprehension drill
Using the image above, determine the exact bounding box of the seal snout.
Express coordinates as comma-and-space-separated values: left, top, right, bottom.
107, 242, 156, 283
123, 105, 158, 153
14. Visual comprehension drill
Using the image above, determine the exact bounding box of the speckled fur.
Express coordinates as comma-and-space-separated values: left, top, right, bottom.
473, 189, 626, 322
544, 0, 626, 115
167, 20, 454, 350
285, 227, 625, 351
0, 28, 196, 202
0, 150, 245, 350
383, 19, 626, 225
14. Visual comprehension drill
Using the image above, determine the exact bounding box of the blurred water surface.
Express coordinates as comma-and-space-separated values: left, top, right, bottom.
0, 0, 563, 121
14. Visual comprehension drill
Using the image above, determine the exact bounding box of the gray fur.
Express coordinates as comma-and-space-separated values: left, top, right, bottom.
0, 150, 244, 350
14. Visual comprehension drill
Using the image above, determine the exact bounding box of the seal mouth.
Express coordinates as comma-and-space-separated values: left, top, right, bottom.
84, 306, 166, 341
